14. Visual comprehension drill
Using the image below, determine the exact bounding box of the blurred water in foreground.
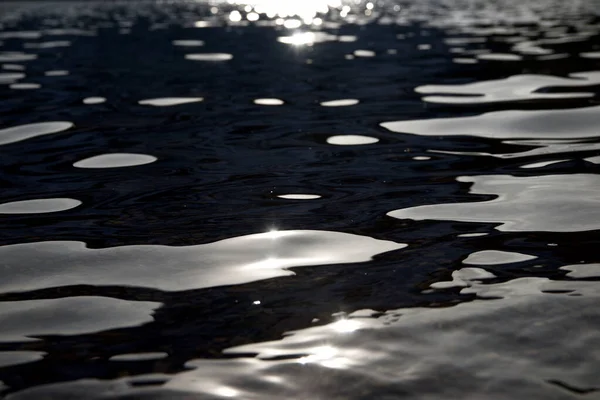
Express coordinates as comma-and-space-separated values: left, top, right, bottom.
0, 0, 599, 398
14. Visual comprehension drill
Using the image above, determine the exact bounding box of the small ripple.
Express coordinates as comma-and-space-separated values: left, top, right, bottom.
0, 72, 25, 83
0, 198, 81, 214
44, 70, 69, 76
277, 194, 321, 200
326, 135, 378, 145
254, 98, 284, 106
185, 53, 233, 61
463, 250, 537, 265
320, 99, 359, 107
73, 153, 157, 168
138, 97, 203, 106
353, 49, 375, 57
0, 121, 73, 145
172, 40, 205, 46
10, 82, 40, 90
477, 53, 523, 61
0, 52, 37, 62
83, 96, 106, 104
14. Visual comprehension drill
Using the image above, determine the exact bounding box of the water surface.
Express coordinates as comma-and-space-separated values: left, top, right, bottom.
0, 0, 599, 398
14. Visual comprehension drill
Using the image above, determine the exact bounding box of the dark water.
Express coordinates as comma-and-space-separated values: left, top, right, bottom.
0, 0, 600, 398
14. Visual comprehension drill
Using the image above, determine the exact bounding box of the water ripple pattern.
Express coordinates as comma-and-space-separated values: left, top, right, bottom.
0, 0, 599, 398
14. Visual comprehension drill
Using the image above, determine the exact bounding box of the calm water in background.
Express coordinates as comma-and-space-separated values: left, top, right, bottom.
0, 0, 600, 398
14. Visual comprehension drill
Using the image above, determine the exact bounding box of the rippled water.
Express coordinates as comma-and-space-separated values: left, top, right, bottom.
0, 0, 599, 398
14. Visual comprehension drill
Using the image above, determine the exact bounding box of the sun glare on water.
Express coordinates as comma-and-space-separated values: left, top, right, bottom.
224, 0, 343, 19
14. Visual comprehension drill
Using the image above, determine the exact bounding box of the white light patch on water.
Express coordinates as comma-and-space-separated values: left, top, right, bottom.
430, 267, 496, 289
44, 70, 69, 76
585, 155, 600, 164
278, 194, 321, 200
10, 83, 40, 90
0, 31, 41, 39
225, 0, 340, 20
24, 41, 71, 49
463, 250, 537, 265
444, 37, 487, 45
338, 35, 357, 42
2, 64, 25, 71
192, 279, 598, 397
477, 53, 522, 61
0, 121, 73, 145
330, 319, 362, 334
109, 353, 168, 362
43, 28, 95, 36
320, 99, 359, 107
138, 97, 203, 106
387, 174, 600, 232
0, 72, 25, 84
580, 51, 600, 58
83, 97, 106, 105
12, 279, 600, 399
560, 264, 600, 278
381, 105, 600, 139
519, 159, 567, 169
277, 32, 337, 45
412, 156, 431, 160
0, 53, 37, 62
0, 230, 405, 293
254, 98, 284, 105
0, 198, 81, 214
458, 233, 488, 238
0, 297, 160, 342
415, 72, 600, 105
326, 135, 378, 145
0, 352, 45, 368
453, 57, 478, 64
172, 40, 205, 46
185, 53, 233, 61
74, 153, 157, 169
353, 49, 375, 57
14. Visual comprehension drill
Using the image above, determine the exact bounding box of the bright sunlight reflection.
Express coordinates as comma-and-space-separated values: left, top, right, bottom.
277, 32, 317, 45
226, 0, 343, 19
330, 318, 362, 333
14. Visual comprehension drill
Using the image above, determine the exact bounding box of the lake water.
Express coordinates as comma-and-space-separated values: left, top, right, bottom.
0, 0, 600, 398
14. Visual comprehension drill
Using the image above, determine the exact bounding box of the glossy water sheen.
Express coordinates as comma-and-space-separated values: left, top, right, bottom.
0, 0, 599, 398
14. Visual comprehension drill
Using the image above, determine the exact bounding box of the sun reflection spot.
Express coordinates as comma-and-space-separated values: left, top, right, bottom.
278, 32, 316, 46
229, 11, 242, 22
214, 386, 239, 398
263, 229, 288, 240
331, 318, 361, 333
